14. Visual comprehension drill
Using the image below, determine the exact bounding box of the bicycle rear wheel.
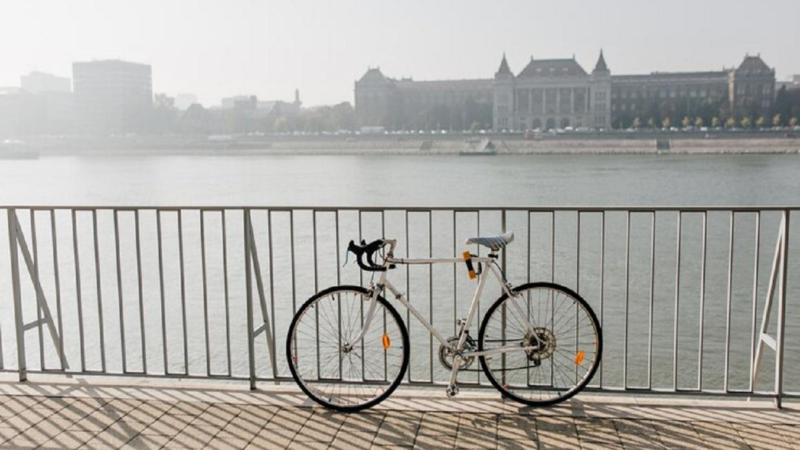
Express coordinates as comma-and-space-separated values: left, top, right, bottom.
286, 285, 409, 412
478, 282, 602, 407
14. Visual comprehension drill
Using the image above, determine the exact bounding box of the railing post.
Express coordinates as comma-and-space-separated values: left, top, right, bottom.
244, 209, 257, 390
775, 210, 789, 408
7, 209, 27, 382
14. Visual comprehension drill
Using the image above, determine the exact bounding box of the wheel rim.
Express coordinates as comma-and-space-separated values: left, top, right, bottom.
480, 285, 601, 404
288, 289, 406, 409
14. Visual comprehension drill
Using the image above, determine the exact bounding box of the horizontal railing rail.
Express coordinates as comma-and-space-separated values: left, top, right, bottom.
0, 206, 796, 406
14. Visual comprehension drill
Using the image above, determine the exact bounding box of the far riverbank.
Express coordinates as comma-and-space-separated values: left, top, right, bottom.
8, 132, 800, 157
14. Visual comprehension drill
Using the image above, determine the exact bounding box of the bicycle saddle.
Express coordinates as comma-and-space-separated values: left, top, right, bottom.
465, 231, 514, 251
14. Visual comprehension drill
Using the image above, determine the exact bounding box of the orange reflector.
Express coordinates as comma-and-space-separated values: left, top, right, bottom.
575, 350, 585, 366
462, 251, 477, 280
382, 333, 391, 350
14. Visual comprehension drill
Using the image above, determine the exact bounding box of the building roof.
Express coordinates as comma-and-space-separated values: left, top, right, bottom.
612, 71, 729, 84
517, 58, 587, 78
395, 79, 492, 91
594, 50, 609, 73
72, 59, 151, 70
358, 68, 389, 83
496, 54, 512, 76
736, 55, 772, 73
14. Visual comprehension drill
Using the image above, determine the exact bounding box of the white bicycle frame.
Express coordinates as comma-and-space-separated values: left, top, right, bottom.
349, 239, 540, 394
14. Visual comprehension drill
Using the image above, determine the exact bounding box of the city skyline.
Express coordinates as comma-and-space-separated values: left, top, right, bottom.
2, 0, 800, 107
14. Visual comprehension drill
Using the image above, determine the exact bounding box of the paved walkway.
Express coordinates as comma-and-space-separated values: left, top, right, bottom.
0, 379, 798, 449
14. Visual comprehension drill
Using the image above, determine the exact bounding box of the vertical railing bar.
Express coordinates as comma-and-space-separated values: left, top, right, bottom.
335, 212, 343, 382
222, 210, 231, 376
31, 211, 45, 370
551, 211, 555, 386
312, 209, 323, 382
113, 210, 127, 373
697, 212, 707, 390
775, 210, 789, 408
335, 210, 341, 286
72, 210, 86, 371
201, 211, 211, 376
381, 210, 387, 382
334, 210, 342, 382
524, 211, 531, 387
749, 212, 761, 392
429, 210, 434, 384
358, 210, 364, 380
156, 210, 168, 374
623, 211, 630, 389
178, 211, 189, 375
244, 209, 256, 390
724, 212, 734, 391
405, 210, 411, 382
312, 210, 318, 294
92, 210, 106, 372
453, 210, 457, 336
290, 210, 296, 314
134, 210, 147, 374
8, 209, 27, 381
673, 211, 682, 391
476, 211, 481, 385
50, 210, 65, 372
599, 211, 605, 387
267, 210, 278, 380
575, 211, 580, 383
648, 211, 656, 389
551, 212, 555, 284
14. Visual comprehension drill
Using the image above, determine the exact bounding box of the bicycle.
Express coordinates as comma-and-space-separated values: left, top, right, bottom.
286, 232, 602, 412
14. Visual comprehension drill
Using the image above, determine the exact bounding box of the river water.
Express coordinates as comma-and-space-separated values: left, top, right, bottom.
0, 153, 798, 395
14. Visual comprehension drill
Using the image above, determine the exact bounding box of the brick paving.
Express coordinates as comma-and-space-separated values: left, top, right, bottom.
0, 392, 798, 449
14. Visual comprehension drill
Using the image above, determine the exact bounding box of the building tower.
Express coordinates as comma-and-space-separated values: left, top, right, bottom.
729, 54, 776, 118
492, 53, 515, 131
590, 50, 612, 129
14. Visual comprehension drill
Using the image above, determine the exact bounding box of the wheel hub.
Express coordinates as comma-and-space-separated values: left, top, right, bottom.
524, 328, 556, 362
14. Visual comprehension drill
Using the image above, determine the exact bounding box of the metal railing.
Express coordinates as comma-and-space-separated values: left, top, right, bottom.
0, 206, 796, 406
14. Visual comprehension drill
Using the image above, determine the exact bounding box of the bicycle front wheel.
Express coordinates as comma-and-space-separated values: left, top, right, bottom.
286, 285, 409, 412
478, 282, 602, 407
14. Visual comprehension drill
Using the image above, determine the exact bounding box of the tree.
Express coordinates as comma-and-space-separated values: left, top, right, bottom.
470, 121, 481, 133
662, 117, 671, 129
791, 117, 799, 127
695, 117, 704, 128
632, 117, 642, 129
773, 114, 782, 127
681, 116, 691, 128
741, 117, 752, 129
711, 117, 720, 128
726, 117, 736, 128
273, 116, 289, 133
648, 117, 655, 129
756, 116, 766, 129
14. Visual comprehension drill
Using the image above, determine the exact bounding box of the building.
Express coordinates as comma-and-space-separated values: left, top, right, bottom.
72, 60, 153, 134
220, 90, 302, 117
355, 69, 493, 131
355, 52, 776, 131
19, 72, 74, 133
494, 52, 611, 131
21, 72, 71, 94
0, 88, 42, 136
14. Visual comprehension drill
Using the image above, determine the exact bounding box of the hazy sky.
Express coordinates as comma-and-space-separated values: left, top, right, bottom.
3, 0, 799, 107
